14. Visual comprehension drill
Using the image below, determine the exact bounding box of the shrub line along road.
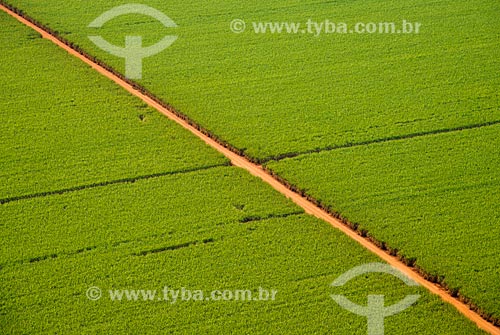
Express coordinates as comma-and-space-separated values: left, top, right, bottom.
1, 4, 498, 335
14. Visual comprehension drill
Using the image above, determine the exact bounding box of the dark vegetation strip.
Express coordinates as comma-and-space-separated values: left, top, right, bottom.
0, 163, 228, 205
1, 2, 498, 330
263, 167, 500, 327
1, 246, 98, 268
239, 211, 304, 223
8, 239, 211, 267
28, 253, 59, 263
133, 238, 215, 257
26, 246, 97, 264
261, 120, 500, 163
6, 211, 304, 268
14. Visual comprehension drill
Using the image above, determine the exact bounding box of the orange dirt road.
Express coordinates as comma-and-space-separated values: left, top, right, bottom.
1, 4, 498, 335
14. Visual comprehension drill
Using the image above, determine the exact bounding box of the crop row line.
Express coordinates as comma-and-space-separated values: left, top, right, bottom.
239, 211, 304, 223
0, 163, 229, 206
3, 213, 307, 269
133, 238, 215, 257
259, 119, 500, 163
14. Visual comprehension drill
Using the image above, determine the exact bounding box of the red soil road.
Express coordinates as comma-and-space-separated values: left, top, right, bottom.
1, 4, 499, 335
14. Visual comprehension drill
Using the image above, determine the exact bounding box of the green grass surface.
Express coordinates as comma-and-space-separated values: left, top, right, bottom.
4, 0, 499, 159
0, 10, 227, 200
0, 186, 486, 334
266, 125, 500, 319
0, 3, 496, 333
0, 166, 302, 266
6, 0, 496, 320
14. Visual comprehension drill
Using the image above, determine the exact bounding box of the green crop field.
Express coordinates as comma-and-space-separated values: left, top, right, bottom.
0, 11, 227, 201
3, 0, 499, 160
0, 10, 487, 334
1, 0, 499, 333
0, 12, 489, 333
266, 125, 500, 319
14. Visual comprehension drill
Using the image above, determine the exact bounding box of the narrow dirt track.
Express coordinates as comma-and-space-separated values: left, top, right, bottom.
1, 4, 498, 335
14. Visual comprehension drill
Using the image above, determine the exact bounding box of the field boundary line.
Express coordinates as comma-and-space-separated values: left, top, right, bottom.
0, 163, 228, 205
1, 4, 498, 334
261, 120, 500, 163
1, 213, 304, 269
